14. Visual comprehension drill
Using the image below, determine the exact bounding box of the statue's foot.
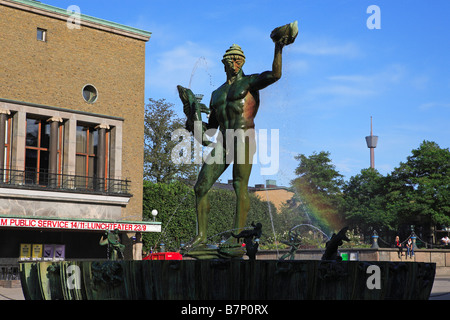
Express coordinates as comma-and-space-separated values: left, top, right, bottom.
218, 239, 246, 259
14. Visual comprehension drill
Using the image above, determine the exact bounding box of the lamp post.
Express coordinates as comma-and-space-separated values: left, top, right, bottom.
411, 225, 418, 250
371, 230, 379, 249
151, 209, 158, 222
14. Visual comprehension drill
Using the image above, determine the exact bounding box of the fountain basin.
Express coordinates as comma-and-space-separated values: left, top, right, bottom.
19, 260, 435, 300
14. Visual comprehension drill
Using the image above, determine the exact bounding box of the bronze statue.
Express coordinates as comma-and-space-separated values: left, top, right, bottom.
99, 229, 125, 260
178, 22, 298, 253
279, 229, 302, 261
321, 226, 350, 261
231, 222, 262, 241
231, 222, 262, 260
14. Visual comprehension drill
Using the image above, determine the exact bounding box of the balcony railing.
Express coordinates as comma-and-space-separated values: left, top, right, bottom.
0, 169, 131, 195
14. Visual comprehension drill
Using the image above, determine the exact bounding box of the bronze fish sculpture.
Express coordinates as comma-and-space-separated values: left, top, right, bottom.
177, 85, 210, 134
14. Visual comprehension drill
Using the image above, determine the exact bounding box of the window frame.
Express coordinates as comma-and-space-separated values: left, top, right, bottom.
82, 84, 98, 104
1, 115, 12, 183
37, 28, 47, 42
24, 116, 64, 186
25, 117, 50, 185
75, 124, 110, 190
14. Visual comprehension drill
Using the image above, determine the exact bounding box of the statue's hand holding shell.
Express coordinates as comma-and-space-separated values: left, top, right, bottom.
270, 20, 299, 46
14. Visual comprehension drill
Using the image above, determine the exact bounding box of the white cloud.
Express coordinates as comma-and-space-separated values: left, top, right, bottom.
305, 64, 407, 101
308, 85, 375, 97
292, 38, 361, 58
146, 41, 219, 98
418, 102, 450, 110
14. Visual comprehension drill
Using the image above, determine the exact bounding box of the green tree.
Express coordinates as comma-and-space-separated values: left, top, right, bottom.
342, 168, 395, 236
275, 195, 310, 237
144, 98, 198, 183
142, 180, 196, 252
387, 140, 450, 234
289, 151, 345, 234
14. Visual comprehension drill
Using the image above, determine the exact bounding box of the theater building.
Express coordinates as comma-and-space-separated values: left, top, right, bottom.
0, 0, 159, 269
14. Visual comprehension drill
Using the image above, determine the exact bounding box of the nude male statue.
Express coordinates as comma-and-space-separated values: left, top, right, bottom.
178, 22, 298, 249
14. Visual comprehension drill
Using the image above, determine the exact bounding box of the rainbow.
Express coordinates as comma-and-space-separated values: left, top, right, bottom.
293, 184, 344, 236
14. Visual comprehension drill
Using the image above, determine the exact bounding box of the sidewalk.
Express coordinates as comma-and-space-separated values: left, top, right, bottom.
2, 276, 450, 300
0, 285, 24, 300
429, 275, 450, 300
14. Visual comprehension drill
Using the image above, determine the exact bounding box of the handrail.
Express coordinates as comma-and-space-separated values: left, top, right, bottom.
0, 168, 130, 195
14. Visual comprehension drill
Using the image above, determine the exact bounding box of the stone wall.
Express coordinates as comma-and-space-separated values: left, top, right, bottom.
257, 248, 450, 275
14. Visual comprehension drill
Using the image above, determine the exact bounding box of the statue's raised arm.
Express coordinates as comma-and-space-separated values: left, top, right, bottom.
250, 20, 299, 90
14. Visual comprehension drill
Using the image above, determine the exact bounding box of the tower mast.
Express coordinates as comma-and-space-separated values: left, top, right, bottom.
365, 116, 378, 169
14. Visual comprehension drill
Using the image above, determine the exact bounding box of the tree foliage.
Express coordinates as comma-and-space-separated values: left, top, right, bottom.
289, 151, 345, 234
341, 140, 450, 242
142, 138, 450, 249
387, 140, 450, 229
144, 98, 198, 183
275, 141, 450, 245
342, 168, 395, 235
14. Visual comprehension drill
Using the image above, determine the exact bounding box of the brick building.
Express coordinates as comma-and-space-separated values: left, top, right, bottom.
0, 0, 159, 268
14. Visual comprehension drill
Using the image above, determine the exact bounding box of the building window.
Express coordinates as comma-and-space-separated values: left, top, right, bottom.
0, 113, 12, 182
76, 125, 97, 188
24, 116, 64, 186
82, 85, 98, 103
25, 117, 50, 185
37, 28, 47, 42
75, 124, 110, 191
4, 116, 12, 171
0, 105, 126, 194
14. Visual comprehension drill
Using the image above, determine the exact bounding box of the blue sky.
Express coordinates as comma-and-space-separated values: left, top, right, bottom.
45, 0, 450, 188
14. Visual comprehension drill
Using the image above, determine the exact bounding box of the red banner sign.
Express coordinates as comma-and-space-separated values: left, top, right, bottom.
0, 217, 160, 233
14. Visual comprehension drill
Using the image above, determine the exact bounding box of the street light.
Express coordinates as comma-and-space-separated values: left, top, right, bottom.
151, 209, 158, 222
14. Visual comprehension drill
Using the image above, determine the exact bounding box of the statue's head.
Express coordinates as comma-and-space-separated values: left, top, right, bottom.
222, 44, 245, 76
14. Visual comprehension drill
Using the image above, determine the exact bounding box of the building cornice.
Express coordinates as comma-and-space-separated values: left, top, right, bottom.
0, 186, 131, 206
0, 97, 125, 122
0, 0, 151, 41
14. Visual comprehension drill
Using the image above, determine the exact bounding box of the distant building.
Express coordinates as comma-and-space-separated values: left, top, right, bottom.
0, 0, 158, 265
211, 179, 294, 213
250, 180, 295, 213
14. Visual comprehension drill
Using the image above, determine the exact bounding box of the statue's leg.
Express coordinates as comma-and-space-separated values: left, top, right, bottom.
231, 135, 255, 237
232, 162, 252, 235
191, 148, 228, 247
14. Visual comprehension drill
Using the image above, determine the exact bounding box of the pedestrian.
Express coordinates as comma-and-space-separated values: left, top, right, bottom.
395, 236, 404, 258
406, 238, 414, 258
